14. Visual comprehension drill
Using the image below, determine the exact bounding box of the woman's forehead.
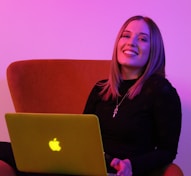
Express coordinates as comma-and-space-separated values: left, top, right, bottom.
124, 20, 150, 36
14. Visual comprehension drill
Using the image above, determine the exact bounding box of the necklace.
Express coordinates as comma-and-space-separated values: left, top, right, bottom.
113, 93, 128, 118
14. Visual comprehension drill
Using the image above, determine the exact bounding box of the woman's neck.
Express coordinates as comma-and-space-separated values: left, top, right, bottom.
121, 67, 141, 80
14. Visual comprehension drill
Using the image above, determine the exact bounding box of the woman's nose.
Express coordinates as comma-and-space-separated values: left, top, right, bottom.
128, 37, 137, 46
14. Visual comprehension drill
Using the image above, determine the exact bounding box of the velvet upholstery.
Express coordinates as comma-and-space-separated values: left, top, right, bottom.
7, 59, 110, 113
6, 59, 183, 176
0, 160, 16, 176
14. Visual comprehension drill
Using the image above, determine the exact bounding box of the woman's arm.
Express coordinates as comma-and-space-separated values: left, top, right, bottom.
130, 78, 182, 175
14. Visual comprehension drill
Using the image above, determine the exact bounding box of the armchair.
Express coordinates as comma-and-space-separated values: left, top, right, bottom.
6, 59, 183, 176
0, 160, 16, 176
7, 59, 110, 113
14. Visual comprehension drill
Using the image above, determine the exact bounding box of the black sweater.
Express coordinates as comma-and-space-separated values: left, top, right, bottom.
83, 75, 182, 176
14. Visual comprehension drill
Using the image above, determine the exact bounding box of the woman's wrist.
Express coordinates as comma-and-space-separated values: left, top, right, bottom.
123, 159, 133, 175
110, 158, 133, 176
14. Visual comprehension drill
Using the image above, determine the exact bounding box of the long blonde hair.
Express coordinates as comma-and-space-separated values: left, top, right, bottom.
99, 15, 165, 100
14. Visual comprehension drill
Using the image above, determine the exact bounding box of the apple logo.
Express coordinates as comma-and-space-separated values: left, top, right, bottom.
49, 138, 62, 151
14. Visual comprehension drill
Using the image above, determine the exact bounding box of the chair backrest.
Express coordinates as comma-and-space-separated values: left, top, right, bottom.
7, 59, 111, 113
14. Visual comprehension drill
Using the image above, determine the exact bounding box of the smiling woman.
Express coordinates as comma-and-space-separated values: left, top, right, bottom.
83, 15, 182, 176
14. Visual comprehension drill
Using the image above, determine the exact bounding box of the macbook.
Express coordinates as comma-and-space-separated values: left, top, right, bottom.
5, 113, 108, 176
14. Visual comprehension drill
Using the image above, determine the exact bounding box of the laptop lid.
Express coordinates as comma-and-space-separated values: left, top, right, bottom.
5, 113, 107, 176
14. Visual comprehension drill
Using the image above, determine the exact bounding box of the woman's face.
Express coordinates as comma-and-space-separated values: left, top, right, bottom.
117, 19, 150, 77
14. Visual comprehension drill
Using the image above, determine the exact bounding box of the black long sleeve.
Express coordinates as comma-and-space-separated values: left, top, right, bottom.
83, 75, 182, 175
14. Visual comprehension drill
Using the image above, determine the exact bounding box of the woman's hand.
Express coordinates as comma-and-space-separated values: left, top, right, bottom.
110, 158, 132, 176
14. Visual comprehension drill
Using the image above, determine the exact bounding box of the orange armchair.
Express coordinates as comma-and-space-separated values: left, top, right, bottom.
7, 59, 110, 113
6, 59, 183, 176
0, 160, 16, 176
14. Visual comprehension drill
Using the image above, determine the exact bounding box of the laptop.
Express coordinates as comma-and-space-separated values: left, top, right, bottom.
5, 113, 108, 176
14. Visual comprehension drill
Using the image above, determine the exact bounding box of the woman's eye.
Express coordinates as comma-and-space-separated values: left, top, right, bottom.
139, 37, 148, 42
121, 32, 130, 38
121, 35, 130, 38
125, 35, 130, 38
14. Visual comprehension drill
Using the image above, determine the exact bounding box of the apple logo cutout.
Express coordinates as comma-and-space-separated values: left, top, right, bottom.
49, 138, 62, 151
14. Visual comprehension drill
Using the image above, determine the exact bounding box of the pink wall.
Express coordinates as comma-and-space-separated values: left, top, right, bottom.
0, 0, 190, 175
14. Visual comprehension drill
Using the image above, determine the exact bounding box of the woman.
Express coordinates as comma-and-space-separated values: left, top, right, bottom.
83, 15, 182, 176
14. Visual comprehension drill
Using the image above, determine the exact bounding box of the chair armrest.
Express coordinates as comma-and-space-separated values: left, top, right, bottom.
150, 163, 184, 176
0, 160, 16, 176
163, 163, 184, 176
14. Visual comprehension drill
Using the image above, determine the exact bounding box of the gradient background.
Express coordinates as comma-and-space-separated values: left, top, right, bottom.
0, 0, 190, 175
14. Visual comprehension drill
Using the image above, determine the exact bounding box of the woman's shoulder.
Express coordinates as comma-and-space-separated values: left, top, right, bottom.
95, 79, 108, 87
147, 74, 172, 86
144, 74, 177, 94
91, 79, 108, 91
96, 79, 108, 84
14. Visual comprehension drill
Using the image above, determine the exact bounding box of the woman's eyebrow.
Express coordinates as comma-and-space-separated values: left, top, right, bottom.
139, 32, 150, 37
123, 30, 150, 37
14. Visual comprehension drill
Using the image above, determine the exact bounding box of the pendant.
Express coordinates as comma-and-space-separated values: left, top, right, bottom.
113, 105, 118, 118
